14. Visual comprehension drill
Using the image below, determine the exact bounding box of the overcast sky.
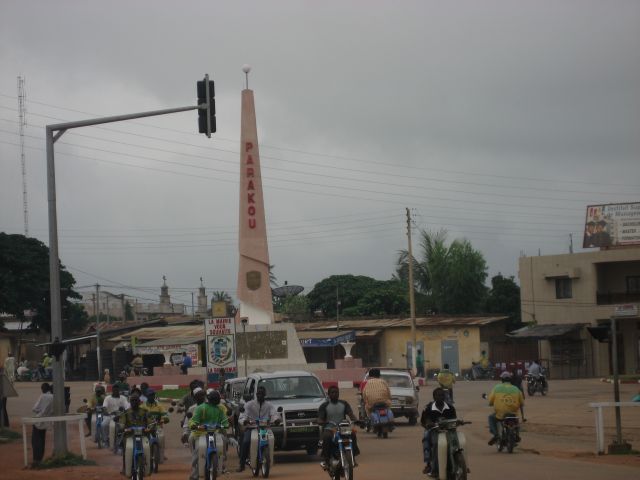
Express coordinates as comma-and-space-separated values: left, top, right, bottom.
1, 1, 639, 309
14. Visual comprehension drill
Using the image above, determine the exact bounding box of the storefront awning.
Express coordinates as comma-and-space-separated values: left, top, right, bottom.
134, 337, 202, 355
298, 330, 356, 347
508, 324, 585, 340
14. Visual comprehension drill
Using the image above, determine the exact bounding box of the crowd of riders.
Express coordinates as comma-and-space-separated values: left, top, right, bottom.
70, 351, 544, 479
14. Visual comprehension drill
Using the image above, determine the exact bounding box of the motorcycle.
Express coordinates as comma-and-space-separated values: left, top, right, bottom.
468, 363, 494, 381
123, 424, 153, 480
194, 423, 225, 480
322, 421, 356, 480
370, 403, 394, 439
427, 419, 470, 480
525, 375, 548, 397
247, 417, 275, 478
496, 414, 520, 454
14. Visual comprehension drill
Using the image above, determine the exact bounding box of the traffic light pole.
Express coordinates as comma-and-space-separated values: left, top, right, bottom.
46, 102, 203, 455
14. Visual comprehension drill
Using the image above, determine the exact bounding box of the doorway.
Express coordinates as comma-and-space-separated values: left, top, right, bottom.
441, 340, 459, 374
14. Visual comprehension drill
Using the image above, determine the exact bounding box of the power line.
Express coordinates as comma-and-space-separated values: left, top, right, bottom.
1, 111, 638, 199
0, 133, 593, 213
1, 94, 638, 190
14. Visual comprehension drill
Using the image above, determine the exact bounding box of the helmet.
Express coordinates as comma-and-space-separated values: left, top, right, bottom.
500, 371, 513, 380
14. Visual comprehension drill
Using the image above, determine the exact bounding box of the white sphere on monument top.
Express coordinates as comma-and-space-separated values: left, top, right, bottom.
242, 64, 252, 74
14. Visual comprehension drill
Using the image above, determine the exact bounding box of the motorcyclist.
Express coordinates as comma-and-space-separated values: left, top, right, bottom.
318, 385, 360, 470
487, 371, 525, 446
141, 389, 169, 462
182, 387, 206, 445
362, 368, 393, 437
119, 392, 151, 476
180, 380, 203, 418
527, 360, 547, 390
85, 384, 106, 438
189, 389, 229, 479
436, 364, 456, 403
421, 387, 456, 476
42, 353, 53, 379
237, 386, 281, 472
113, 371, 130, 395
102, 385, 130, 446
472, 350, 490, 380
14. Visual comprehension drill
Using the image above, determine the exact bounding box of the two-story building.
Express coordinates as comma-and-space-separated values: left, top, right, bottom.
518, 246, 640, 378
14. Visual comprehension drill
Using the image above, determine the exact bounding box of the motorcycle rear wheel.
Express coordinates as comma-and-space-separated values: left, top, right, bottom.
452, 451, 467, 480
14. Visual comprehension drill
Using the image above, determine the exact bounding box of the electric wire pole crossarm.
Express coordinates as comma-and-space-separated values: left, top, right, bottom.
45, 80, 215, 455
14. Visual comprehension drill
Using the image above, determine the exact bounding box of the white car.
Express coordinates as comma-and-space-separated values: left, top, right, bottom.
359, 368, 420, 425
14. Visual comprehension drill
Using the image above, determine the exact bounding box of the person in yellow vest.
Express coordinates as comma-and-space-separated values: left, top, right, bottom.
141, 389, 169, 462
487, 371, 525, 445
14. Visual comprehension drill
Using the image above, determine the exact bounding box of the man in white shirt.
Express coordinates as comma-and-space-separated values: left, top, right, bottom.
32, 382, 54, 464
102, 385, 130, 446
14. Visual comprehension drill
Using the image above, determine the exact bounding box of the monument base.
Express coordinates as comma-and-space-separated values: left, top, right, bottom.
239, 301, 272, 325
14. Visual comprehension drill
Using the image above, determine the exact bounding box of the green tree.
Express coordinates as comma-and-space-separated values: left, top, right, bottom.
307, 275, 409, 318
396, 229, 488, 314
64, 303, 89, 336
211, 291, 232, 303
0, 233, 82, 333
484, 274, 521, 330
342, 280, 409, 316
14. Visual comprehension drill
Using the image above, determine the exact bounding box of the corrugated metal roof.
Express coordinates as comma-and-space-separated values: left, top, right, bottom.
137, 337, 202, 347
296, 330, 354, 340
110, 325, 205, 342
295, 315, 507, 331
355, 330, 382, 337
508, 323, 585, 339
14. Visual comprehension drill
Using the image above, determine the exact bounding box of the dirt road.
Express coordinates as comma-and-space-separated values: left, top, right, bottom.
2, 378, 639, 479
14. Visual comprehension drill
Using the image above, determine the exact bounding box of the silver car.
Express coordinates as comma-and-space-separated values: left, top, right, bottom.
359, 368, 420, 425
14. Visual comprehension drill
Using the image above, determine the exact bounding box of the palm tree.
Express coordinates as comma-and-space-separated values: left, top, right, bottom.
211, 290, 232, 303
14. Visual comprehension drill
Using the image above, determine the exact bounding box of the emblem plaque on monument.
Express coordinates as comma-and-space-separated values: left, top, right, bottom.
246, 271, 261, 290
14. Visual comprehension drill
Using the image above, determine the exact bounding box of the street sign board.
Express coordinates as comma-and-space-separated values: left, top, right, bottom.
613, 304, 638, 317
204, 317, 237, 384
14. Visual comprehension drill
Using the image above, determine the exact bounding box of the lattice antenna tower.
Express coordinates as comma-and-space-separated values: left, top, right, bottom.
17, 75, 28, 236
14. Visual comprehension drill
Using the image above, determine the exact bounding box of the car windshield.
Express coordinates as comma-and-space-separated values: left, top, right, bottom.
258, 376, 325, 399
381, 373, 413, 388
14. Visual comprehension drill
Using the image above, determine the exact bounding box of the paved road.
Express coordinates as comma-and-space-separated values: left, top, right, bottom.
6, 379, 640, 479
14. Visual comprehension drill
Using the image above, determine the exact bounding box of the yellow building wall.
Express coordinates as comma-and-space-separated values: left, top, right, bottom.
381, 326, 482, 372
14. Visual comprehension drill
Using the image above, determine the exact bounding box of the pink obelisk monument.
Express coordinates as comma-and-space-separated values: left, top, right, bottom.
237, 66, 273, 325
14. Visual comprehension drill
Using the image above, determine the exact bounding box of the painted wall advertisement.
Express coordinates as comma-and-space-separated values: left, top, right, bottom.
583, 202, 640, 248
205, 317, 237, 383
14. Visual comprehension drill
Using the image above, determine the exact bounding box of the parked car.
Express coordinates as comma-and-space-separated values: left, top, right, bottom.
238, 371, 327, 455
358, 368, 419, 425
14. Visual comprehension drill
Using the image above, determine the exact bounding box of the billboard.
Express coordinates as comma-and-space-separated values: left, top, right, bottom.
583, 202, 640, 248
204, 317, 237, 384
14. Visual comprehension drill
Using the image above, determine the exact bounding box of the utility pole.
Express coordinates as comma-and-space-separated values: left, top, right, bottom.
336, 285, 340, 332
406, 208, 417, 376
45, 81, 215, 455
17, 75, 28, 237
191, 292, 195, 321
94, 284, 102, 382
569, 233, 574, 254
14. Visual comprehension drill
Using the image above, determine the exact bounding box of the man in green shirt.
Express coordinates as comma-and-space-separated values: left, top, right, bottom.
189, 390, 229, 479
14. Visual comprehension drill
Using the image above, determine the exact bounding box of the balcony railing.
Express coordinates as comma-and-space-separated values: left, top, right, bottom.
596, 292, 640, 305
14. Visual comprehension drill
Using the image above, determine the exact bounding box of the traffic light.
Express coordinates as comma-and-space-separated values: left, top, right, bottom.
197, 74, 216, 137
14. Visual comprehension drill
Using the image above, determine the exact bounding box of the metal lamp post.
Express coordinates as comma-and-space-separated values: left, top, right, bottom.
241, 317, 248, 377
